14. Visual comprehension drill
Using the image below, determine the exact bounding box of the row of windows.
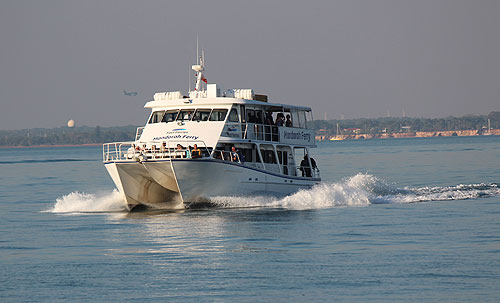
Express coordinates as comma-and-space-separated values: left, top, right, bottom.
148, 108, 237, 124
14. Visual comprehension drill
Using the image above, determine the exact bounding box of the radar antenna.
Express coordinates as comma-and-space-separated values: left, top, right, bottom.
192, 39, 207, 92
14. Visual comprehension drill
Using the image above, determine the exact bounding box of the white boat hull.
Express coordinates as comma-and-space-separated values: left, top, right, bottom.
105, 159, 320, 210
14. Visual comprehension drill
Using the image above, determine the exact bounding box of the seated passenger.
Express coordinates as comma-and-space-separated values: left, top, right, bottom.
175, 144, 184, 158
191, 144, 202, 159
151, 145, 159, 158
285, 114, 292, 127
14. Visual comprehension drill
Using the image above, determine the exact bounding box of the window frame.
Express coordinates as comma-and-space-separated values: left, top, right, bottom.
161, 110, 180, 123
148, 111, 165, 124
192, 108, 212, 122
209, 109, 229, 122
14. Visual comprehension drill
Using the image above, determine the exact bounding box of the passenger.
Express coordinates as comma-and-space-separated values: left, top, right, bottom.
191, 144, 202, 159
310, 157, 317, 170
151, 145, 158, 158
276, 113, 285, 126
185, 146, 192, 158
265, 112, 274, 125
255, 111, 263, 124
231, 146, 245, 163
285, 114, 292, 127
247, 112, 256, 123
175, 144, 184, 158
160, 142, 167, 153
299, 155, 312, 177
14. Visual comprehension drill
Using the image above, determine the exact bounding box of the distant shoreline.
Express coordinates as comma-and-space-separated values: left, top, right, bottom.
0, 143, 102, 149
316, 129, 500, 141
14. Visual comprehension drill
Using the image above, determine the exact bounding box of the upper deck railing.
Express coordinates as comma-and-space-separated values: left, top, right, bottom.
223, 122, 315, 145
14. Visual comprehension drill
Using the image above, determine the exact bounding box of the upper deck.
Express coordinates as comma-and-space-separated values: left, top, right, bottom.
137, 84, 316, 148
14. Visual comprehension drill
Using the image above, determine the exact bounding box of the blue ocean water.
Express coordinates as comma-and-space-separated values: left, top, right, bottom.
1, 136, 499, 302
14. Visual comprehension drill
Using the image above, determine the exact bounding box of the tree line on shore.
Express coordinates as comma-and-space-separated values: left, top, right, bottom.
313, 111, 500, 135
0, 125, 137, 147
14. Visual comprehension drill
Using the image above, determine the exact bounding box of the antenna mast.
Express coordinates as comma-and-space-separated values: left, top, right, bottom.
192, 41, 206, 92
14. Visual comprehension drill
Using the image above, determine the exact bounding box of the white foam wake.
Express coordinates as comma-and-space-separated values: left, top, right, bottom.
46, 189, 127, 213
47, 174, 499, 213
210, 174, 500, 210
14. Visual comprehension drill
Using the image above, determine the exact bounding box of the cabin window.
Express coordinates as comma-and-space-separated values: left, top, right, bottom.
209, 109, 228, 121
193, 109, 211, 121
243, 149, 253, 162
255, 110, 264, 124
298, 111, 307, 128
246, 109, 256, 123
291, 110, 300, 128
305, 111, 313, 129
148, 111, 165, 124
176, 110, 194, 121
228, 108, 239, 122
260, 149, 277, 164
162, 110, 179, 123
240, 105, 246, 123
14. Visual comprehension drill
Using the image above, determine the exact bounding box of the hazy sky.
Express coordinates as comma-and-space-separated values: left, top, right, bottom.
1, 0, 499, 129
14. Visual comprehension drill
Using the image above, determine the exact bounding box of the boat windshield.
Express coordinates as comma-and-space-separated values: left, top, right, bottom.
209, 109, 228, 121
176, 110, 194, 121
148, 111, 165, 124
193, 109, 211, 121
162, 110, 179, 122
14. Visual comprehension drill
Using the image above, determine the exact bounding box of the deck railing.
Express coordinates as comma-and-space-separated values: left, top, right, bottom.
103, 141, 320, 178
224, 123, 280, 142
103, 140, 210, 162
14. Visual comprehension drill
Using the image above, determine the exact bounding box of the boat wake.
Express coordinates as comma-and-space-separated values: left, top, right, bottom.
209, 173, 500, 210
45, 190, 127, 213
47, 174, 500, 213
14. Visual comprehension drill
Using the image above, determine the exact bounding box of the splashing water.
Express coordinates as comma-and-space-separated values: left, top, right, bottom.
48, 174, 500, 213
46, 189, 127, 213
210, 173, 500, 210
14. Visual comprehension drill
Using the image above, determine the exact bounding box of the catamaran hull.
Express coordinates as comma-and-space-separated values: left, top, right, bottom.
105, 159, 320, 210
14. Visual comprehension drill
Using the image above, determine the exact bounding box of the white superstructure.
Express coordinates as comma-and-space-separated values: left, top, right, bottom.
103, 52, 320, 210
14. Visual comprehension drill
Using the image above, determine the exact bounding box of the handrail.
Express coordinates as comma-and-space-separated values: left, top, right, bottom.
297, 165, 321, 178
225, 122, 280, 142
103, 140, 211, 162
103, 142, 320, 178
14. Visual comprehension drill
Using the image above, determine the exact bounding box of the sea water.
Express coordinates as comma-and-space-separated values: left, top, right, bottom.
1, 136, 499, 302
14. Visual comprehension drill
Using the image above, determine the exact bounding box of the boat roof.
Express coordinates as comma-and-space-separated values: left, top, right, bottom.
144, 97, 312, 112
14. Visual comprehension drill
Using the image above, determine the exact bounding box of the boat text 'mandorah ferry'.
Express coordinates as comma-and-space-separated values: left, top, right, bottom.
103, 51, 320, 210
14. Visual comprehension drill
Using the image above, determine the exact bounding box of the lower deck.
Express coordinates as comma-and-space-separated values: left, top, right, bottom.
105, 157, 320, 210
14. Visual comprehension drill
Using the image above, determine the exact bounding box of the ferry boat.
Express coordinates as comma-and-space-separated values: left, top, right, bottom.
103, 52, 321, 210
